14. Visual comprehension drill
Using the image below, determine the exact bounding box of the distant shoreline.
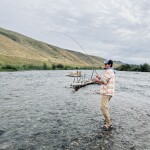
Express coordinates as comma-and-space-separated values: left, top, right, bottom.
0, 62, 149, 72
0, 63, 101, 72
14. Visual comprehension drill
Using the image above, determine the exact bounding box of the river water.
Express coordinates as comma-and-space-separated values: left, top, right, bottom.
0, 70, 150, 150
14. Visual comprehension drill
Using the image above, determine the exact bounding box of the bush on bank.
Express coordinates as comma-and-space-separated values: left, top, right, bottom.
0, 63, 50, 71
116, 63, 150, 72
0, 63, 149, 72
0, 63, 99, 71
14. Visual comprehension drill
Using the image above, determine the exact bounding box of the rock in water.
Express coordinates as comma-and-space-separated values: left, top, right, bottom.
0, 130, 5, 136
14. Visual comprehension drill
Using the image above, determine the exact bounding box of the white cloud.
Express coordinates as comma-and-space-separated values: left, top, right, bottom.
0, 0, 150, 64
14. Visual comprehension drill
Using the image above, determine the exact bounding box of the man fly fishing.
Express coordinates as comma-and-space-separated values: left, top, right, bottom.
95, 59, 115, 131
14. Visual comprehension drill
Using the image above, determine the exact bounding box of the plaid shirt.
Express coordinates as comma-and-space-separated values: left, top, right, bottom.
100, 68, 115, 96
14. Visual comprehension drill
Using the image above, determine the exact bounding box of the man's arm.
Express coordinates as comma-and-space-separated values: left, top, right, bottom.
95, 70, 112, 84
95, 77, 105, 84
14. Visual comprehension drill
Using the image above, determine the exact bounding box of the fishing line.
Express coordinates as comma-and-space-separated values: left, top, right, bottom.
48, 31, 98, 78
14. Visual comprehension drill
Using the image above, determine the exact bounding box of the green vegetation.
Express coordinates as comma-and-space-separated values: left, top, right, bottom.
0, 63, 101, 71
116, 63, 150, 72
0, 63, 50, 71
0, 64, 18, 71
51, 63, 99, 70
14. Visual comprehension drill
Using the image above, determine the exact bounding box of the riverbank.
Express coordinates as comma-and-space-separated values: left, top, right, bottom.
0, 64, 100, 72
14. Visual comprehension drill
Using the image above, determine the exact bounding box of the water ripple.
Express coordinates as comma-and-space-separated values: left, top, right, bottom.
0, 70, 149, 149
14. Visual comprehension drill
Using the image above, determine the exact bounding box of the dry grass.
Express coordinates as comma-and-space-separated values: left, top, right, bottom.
0, 27, 122, 68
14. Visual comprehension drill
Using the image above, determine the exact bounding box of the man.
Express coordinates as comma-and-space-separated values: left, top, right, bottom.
95, 59, 115, 131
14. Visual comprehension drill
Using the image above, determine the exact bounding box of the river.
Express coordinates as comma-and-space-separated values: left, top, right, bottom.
0, 70, 150, 150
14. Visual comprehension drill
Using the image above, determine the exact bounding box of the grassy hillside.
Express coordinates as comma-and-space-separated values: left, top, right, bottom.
0, 27, 121, 70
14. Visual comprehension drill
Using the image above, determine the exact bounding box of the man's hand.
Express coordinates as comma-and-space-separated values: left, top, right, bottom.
95, 77, 100, 83
96, 73, 100, 78
96, 73, 101, 80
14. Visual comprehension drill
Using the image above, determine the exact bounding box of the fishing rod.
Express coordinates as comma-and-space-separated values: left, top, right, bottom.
48, 31, 98, 79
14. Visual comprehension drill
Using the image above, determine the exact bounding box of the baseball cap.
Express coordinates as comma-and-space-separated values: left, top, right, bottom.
104, 59, 113, 65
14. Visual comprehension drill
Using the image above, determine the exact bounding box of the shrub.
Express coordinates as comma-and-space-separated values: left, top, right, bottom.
43, 62, 48, 70
1, 65, 18, 71
140, 63, 150, 72
56, 64, 64, 69
116, 63, 150, 72
52, 64, 56, 70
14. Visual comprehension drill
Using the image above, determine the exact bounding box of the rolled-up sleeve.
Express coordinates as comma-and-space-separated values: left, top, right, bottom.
100, 71, 112, 84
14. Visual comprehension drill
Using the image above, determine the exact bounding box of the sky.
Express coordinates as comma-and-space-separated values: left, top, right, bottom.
0, 0, 150, 64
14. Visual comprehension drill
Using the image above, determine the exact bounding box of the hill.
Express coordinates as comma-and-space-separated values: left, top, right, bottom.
0, 27, 121, 70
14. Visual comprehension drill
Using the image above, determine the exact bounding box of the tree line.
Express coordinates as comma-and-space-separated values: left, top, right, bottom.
1, 62, 150, 72
116, 63, 150, 72
0, 63, 97, 71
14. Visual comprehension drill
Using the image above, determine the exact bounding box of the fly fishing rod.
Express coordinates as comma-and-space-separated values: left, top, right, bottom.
48, 31, 98, 79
